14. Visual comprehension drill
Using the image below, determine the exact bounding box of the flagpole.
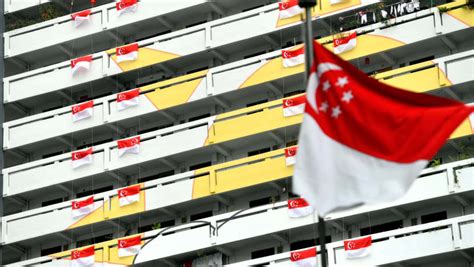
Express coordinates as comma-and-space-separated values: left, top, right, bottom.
297, 1, 328, 267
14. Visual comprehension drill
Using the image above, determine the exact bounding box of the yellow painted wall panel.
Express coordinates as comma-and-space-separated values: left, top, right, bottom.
380, 67, 452, 93
144, 77, 206, 110
111, 48, 179, 72
450, 119, 473, 139
447, 6, 474, 26
239, 58, 304, 88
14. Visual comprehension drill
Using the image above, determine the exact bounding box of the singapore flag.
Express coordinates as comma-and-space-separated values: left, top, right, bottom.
293, 39, 473, 216
118, 185, 141, 206
117, 88, 140, 111
70, 246, 95, 267
71, 148, 93, 169
71, 55, 92, 76
279, 0, 303, 19
71, 10, 91, 28
116, 43, 139, 63
116, 0, 137, 16
283, 94, 306, 117
344, 236, 372, 259
71, 196, 94, 218
287, 197, 314, 218
282, 46, 305, 68
72, 101, 94, 122
117, 136, 140, 157
118, 235, 142, 257
290, 247, 317, 267
284, 146, 298, 166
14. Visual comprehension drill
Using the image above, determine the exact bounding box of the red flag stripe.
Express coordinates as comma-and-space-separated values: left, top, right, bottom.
344, 236, 372, 250
116, 43, 139, 56
118, 236, 141, 248
118, 185, 141, 198
72, 101, 94, 114
287, 198, 309, 209
71, 10, 91, 20
72, 196, 94, 210
71, 246, 95, 259
116, 0, 137, 10
282, 46, 305, 59
117, 89, 140, 102
290, 247, 317, 261
284, 146, 298, 158
333, 32, 357, 47
283, 95, 306, 108
117, 136, 141, 149
72, 148, 93, 161
279, 0, 299, 10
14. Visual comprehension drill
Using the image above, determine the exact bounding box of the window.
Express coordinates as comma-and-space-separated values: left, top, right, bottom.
189, 113, 210, 122
76, 185, 113, 198
360, 220, 403, 236
409, 56, 434, 65
77, 233, 113, 247
190, 210, 213, 221
290, 239, 315, 251
249, 196, 272, 208
138, 170, 175, 183
248, 147, 270, 157
42, 197, 65, 207
189, 161, 212, 171
244, 51, 266, 59
41, 245, 62, 256
421, 211, 447, 224
251, 247, 274, 259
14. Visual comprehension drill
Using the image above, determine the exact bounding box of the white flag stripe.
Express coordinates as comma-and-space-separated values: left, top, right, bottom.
334, 37, 357, 55
345, 246, 371, 259
72, 155, 92, 169
118, 145, 140, 157
71, 61, 91, 76
119, 194, 140, 206
280, 5, 303, 19
292, 257, 317, 267
73, 16, 90, 28
72, 108, 93, 122
283, 54, 305, 68
118, 245, 141, 257
72, 206, 94, 218
288, 206, 313, 218
294, 114, 427, 216
117, 4, 137, 16
117, 98, 139, 111
71, 255, 94, 267
283, 103, 305, 117
117, 51, 138, 63
285, 155, 296, 166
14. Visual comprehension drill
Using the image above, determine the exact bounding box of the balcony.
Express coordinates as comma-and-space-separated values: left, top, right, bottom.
4, 45, 474, 153
5, 0, 472, 106
1, 140, 472, 247
5, 156, 474, 265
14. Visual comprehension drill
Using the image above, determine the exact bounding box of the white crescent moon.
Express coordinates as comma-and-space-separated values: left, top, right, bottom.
306, 63, 342, 112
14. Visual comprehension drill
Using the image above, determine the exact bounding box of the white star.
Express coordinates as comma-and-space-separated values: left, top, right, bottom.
331, 106, 342, 118
342, 91, 353, 103
322, 80, 331, 91
319, 101, 329, 112
336, 76, 349, 88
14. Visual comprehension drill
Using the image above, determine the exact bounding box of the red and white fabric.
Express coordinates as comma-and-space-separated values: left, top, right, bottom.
283, 94, 306, 117
71, 10, 91, 28
333, 32, 357, 54
293, 39, 473, 216
117, 136, 140, 157
71, 246, 95, 267
116, 43, 139, 63
279, 0, 303, 19
287, 197, 313, 218
344, 236, 372, 259
72, 148, 93, 169
116, 0, 137, 16
72, 101, 94, 122
71, 196, 94, 218
71, 55, 93, 76
118, 235, 142, 257
284, 146, 298, 166
282, 46, 305, 67
118, 185, 141, 206
290, 247, 317, 267
117, 88, 140, 111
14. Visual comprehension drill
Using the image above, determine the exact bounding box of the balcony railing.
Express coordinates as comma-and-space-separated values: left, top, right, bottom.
5, 160, 474, 265
5, 0, 469, 105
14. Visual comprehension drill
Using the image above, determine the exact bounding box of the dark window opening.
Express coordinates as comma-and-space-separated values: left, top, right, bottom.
41, 245, 62, 256
77, 233, 113, 247
138, 170, 175, 183
283, 90, 305, 97
290, 239, 315, 251
251, 247, 274, 259
421, 211, 447, 224
360, 220, 403, 236
189, 161, 212, 171
249, 196, 272, 208
242, 5, 264, 12
186, 66, 208, 74
189, 113, 210, 122
244, 51, 266, 59
43, 105, 63, 113
76, 185, 113, 198
186, 20, 207, 28
190, 210, 213, 221
42, 197, 65, 207
42, 151, 64, 159
248, 147, 271, 157
409, 56, 435, 66
316, 236, 332, 246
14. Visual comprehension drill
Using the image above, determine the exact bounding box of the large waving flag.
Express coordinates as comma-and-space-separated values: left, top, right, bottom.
293, 40, 473, 216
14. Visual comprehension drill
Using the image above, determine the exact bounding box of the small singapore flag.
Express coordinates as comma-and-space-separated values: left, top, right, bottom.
287, 197, 314, 218
71, 10, 91, 28
333, 32, 357, 55
71, 246, 95, 267
116, 43, 139, 63
71, 55, 93, 76
117, 136, 140, 157
116, 0, 138, 16
118, 185, 141, 206
71, 148, 93, 169
279, 0, 303, 19
283, 94, 306, 117
344, 236, 372, 259
118, 235, 142, 257
72, 101, 94, 122
284, 146, 298, 166
117, 88, 140, 111
290, 247, 317, 267
282, 46, 305, 68
71, 196, 95, 218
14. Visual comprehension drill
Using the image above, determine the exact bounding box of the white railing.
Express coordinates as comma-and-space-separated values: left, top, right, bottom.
2, 158, 472, 247
5, 13, 472, 150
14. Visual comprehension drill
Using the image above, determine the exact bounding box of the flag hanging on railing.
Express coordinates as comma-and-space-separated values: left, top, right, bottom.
117, 88, 140, 111
279, 0, 303, 19
283, 95, 306, 117
71, 246, 95, 267
333, 32, 357, 55
293, 39, 474, 217
118, 235, 142, 257
72, 101, 94, 122
282, 46, 305, 68
72, 148, 93, 169
116, 43, 139, 63
116, 0, 138, 16
71, 55, 93, 76
71, 10, 91, 28
287, 197, 313, 218
71, 196, 94, 218
117, 136, 141, 157
284, 146, 298, 166
344, 236, 372, 259
290, 247, 317, 267
118, 185, 141, 206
